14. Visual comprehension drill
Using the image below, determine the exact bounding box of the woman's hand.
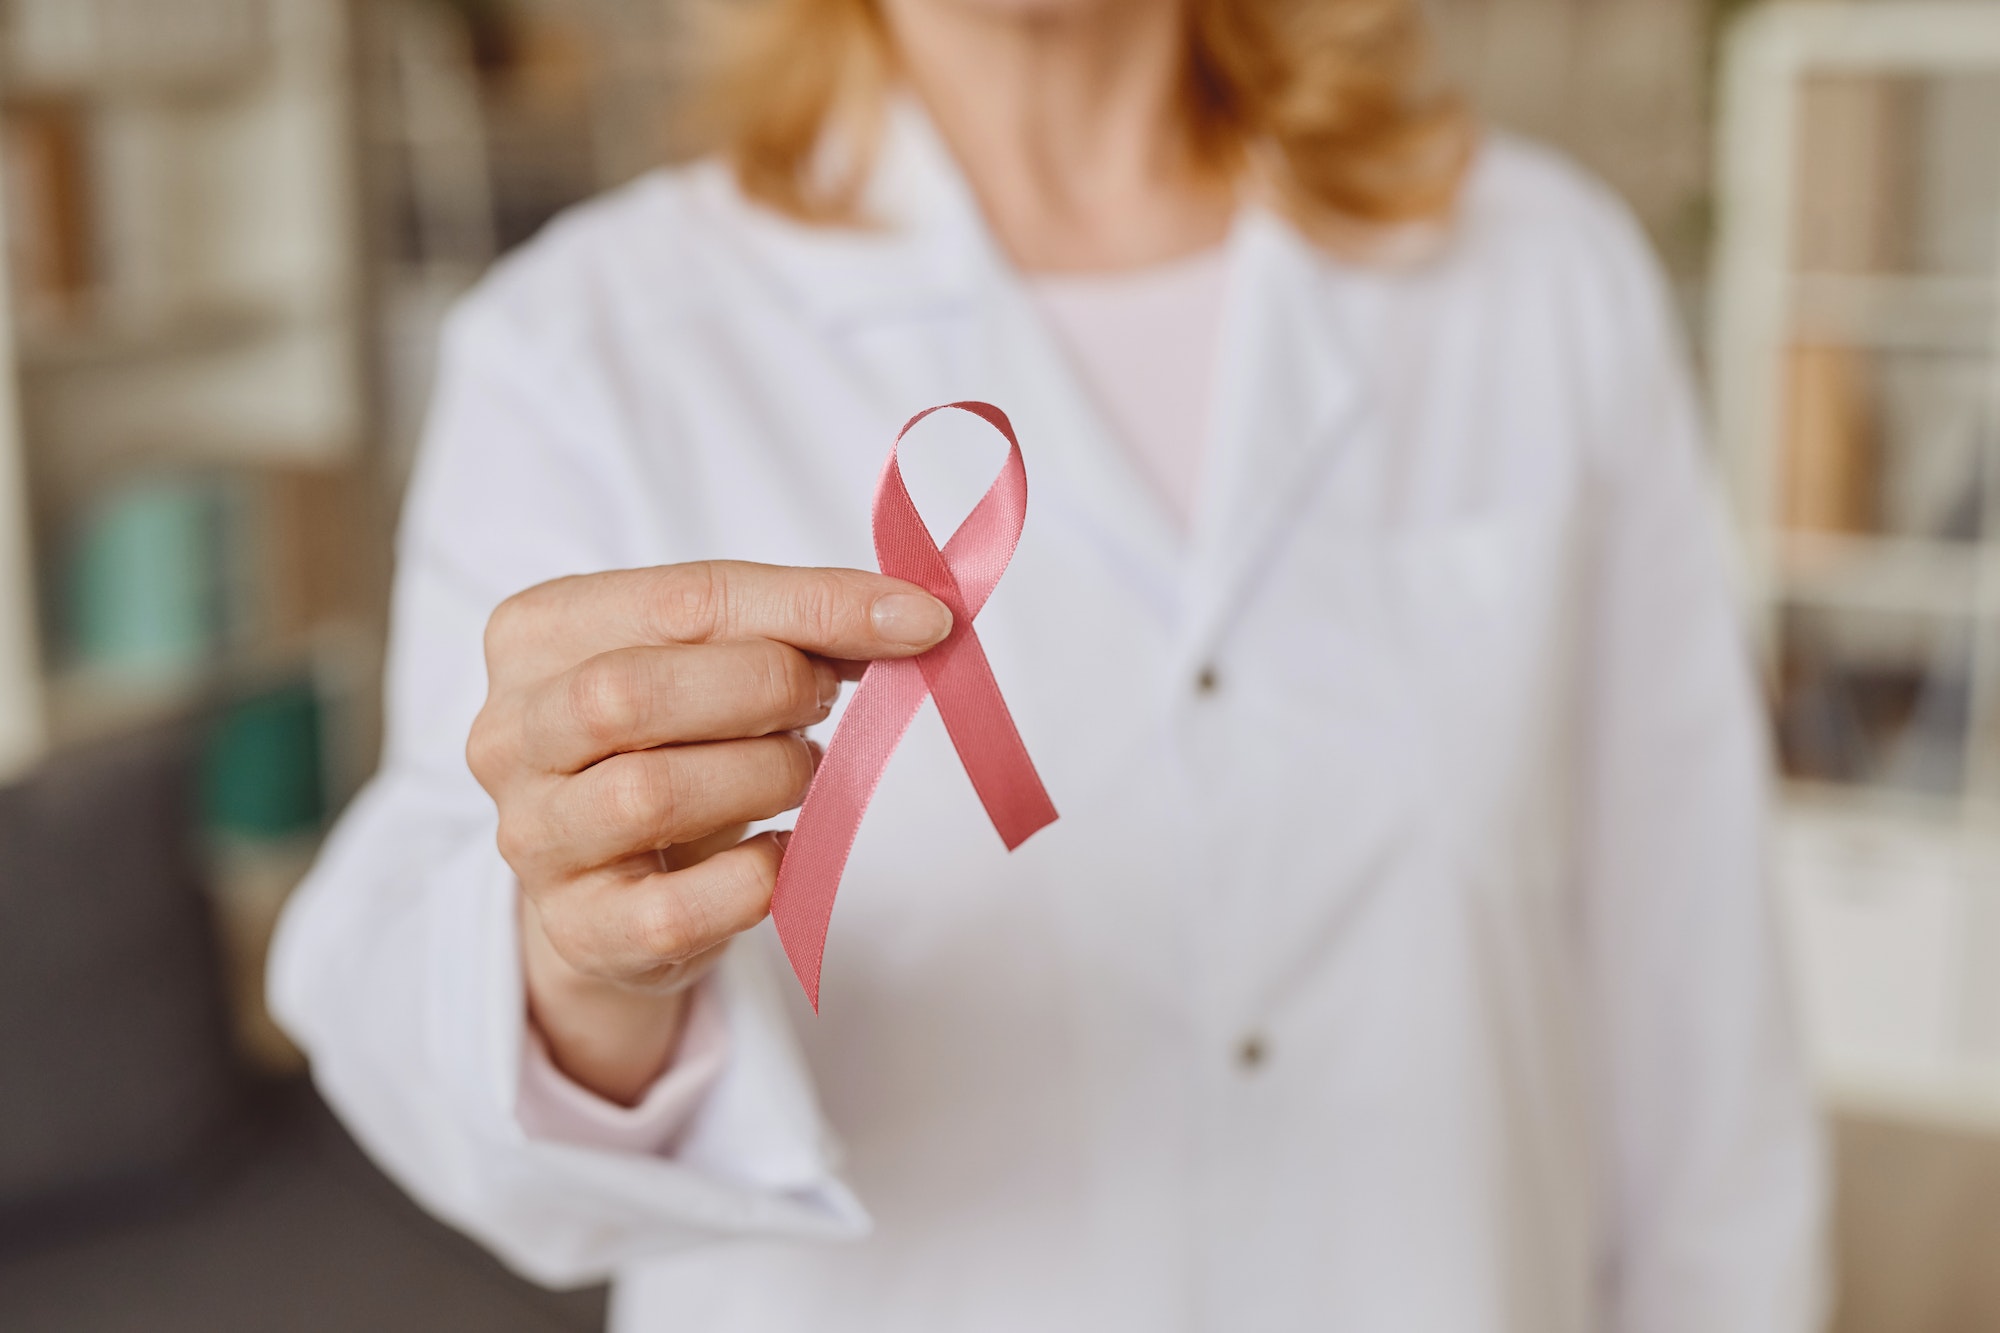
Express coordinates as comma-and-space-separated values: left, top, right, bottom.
467, 561, 953, 1105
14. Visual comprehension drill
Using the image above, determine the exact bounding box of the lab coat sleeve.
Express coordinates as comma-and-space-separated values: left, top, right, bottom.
514, 977, 730, 1156
266, 287, 869, 1289
1575, 224, 1829, 1333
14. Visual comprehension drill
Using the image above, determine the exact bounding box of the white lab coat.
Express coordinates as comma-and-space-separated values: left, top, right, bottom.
269, 107, 1826, 1332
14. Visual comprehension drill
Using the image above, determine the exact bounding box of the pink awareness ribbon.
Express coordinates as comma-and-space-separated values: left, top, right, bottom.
770, 401, 1059, 1011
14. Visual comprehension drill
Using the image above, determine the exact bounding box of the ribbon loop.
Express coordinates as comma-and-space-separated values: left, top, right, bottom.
769, 402, 1059, 1010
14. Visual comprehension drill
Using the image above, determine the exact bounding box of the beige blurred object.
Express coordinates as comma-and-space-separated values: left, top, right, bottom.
1833, 1114, 2000, 1332
569, 0, 684, 183
0, 0, 268, 95
1425, 0, 1711, 271
1782, 342, 1876, 533
207, 831, 318, 1073
496, 9, 597, 112
0, 101, 91, 330
1796, 73, 1918, 274
359, 0, 682, 487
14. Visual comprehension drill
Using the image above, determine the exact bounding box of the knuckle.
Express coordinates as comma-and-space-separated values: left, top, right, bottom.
493, 812, 536, 872
605, 757, 678, 842
482, 596, 523, 664
464, 709, 503, 786
484, 582, 548, 663
494, 794, 567, 878
754, 642, 815, 723
567, 653, 647, 745
637, 888, 705, 962
654, 562, 726, 643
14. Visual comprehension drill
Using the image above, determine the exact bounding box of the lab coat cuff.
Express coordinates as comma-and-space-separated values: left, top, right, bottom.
441, 842, 869, 1243
516, 976, 730, 1156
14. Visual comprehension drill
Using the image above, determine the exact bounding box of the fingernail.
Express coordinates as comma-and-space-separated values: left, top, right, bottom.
814, 661, 840, 709
871, 592, 952, 647
806, 739, 825, 766
774, 830, 793, 854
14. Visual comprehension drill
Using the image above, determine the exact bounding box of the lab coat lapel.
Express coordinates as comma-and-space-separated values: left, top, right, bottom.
963, 267, 1186, 621
792, 102, 1185, 615
1180, 210, 1373, 671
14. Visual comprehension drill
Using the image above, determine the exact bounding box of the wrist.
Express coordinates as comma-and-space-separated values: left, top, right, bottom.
519, 892, 700, 1106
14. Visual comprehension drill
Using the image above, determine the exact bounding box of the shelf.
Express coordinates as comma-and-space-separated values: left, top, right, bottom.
22, 314, 366, 482
1821, 1066, 2000, 1135
46, 667, 209, 752
46, 633, 318, 753
1791, 272, 1997, 353
1782, 778, 1971, 825
17, 299, 300, 372
1775, 531, 1986, 617
0, 61, 268, 106
0, 0, 271, 105
35, 431, 364, 499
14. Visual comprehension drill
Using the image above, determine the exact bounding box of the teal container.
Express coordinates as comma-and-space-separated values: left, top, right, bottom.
68, 477, 220, 679
201, 679, 325, 840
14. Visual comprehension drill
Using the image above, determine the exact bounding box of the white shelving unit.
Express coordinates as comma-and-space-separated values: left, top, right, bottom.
0, 216, 39, 784
0, 0, 367, 782
1711, 1, 2000, 1129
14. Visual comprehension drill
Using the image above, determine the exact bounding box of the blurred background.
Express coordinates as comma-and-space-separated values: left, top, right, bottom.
0, 0, 1994, 1329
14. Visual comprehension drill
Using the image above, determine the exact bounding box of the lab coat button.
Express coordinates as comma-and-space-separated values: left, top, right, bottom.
1236, 1034, 1267, 1071
1195, 665, 1220, 696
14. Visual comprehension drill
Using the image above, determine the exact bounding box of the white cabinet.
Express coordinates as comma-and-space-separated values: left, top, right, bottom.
1779, 808, 1966, 1095
1712, 2, 2000, 1128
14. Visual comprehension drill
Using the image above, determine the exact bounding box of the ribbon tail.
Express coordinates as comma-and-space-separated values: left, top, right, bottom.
920, 628, 1059, 851
769, 658, 928, 1010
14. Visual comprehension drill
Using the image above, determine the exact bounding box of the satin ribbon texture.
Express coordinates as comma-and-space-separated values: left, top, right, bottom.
770, 401, 1059, 1011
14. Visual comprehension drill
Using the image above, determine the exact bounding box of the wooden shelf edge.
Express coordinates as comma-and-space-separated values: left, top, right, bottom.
0, 57, 271, 106
17, 298, 348, 372
44, 627, 341, 753
1823, 1068, 2000, 1136
1780, 782, 1968, 821
1775, 532, 1986, 618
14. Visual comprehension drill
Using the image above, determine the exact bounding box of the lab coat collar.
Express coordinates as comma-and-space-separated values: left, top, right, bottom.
741, 99, 988, 333
758, 99, 1193, 609
739, 100, 1378, 661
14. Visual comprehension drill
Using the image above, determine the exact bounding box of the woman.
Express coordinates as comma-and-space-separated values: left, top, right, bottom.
270, 0, 1826, 1327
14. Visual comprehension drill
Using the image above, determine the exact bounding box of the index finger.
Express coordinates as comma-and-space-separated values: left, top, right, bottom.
490, 561, 953, 679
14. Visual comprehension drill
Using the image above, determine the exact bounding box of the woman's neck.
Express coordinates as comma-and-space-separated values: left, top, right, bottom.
879, 0, 1235, 273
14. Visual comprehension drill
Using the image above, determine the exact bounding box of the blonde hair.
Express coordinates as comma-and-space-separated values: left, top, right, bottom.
679, 0, 1472, 237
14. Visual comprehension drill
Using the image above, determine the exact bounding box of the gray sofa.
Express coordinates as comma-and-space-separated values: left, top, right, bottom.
0, 726, 604, 1331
